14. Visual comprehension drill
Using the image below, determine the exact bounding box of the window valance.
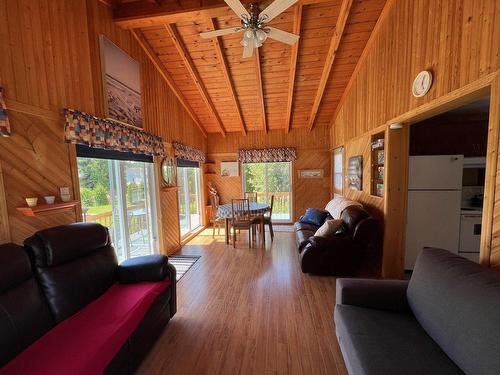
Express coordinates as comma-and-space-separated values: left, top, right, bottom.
0, 88, 11, 137
64, 109, 165, 157
172, 141, 206, 163
238, 147, 297, 163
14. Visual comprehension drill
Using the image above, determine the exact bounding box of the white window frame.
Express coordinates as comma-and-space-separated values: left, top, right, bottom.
333, 146, 344, 196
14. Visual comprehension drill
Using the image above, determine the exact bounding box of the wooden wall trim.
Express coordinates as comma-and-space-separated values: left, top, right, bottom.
485, 75, 500, 267
0, 161, 11, 243
5, 99, 61, 121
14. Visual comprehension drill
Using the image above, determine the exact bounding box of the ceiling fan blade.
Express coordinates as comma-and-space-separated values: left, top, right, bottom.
266, 27, 300, 45
224, 0, 250, 19
242, 39, 255, 58
200, 27, 243, 39
259, 0, 299, 23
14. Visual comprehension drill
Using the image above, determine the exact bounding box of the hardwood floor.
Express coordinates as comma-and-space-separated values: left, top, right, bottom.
137, 228, 348, 375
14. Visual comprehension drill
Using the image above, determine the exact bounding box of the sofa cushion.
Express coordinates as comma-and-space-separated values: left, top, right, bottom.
299, 208, 330, 226
0, 244, 54, 367
325, 195, 363, 219
407, 248, 500, 375
335, 305, 464, 375
314, 219, 343, 238
294, 221, 320, 232
2, 280, 172, 375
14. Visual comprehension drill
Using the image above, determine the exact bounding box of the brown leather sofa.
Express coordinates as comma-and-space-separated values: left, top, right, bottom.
0, 222, 176, 374
295, 205, 382, 276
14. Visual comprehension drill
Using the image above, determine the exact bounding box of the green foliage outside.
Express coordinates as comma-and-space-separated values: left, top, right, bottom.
244, 162, 291, 216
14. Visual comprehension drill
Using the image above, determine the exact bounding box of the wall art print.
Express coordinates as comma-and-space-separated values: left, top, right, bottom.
100, 36, 142, 129
348, 155, 363, 191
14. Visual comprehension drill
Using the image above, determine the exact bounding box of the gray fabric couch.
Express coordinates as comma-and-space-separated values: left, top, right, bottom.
335, 248, 500, 375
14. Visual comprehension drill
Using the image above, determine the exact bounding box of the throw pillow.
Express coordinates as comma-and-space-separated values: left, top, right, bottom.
314, 219, 344, 238
299, 208, 330, 227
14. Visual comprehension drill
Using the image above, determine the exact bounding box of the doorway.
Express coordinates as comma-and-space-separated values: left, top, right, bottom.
177, 160, 202, 238
404, 97, 490, 270
242, 162, 293, 222
77, 156, 158, 262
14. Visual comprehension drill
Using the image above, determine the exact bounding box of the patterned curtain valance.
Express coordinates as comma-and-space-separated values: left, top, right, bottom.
64, 109, 165, 157
238, 147, 297, 163
0, 88, 11, 137
172, 141, 206, 163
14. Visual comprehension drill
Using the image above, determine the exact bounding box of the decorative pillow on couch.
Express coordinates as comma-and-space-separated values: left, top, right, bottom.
300, 208, 330, 227
314, 219, 344, 238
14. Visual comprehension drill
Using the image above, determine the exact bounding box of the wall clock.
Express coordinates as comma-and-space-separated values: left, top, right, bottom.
412, 70, 433, 97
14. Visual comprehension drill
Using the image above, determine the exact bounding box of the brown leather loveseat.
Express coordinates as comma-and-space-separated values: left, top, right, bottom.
295, 197, 382, 276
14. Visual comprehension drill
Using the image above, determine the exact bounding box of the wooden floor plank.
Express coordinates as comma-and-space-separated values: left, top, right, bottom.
137, 228, 348, 375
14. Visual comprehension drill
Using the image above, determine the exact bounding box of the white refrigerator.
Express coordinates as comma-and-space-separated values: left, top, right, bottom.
405, 155, 464, 270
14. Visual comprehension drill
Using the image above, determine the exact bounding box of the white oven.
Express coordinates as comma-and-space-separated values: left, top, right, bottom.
459, 212, 482, 263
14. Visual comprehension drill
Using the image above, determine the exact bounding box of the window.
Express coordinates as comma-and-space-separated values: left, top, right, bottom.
333, 147, 344, 195
77, 152, 158, 263
177, 159, 202, 237
242, 162, 292, 222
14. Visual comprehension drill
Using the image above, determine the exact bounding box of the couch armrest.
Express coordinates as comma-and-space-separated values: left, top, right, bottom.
336, 278, 411, 313
119, 255, 171, 283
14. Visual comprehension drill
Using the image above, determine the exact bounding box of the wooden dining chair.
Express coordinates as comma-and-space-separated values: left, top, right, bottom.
210, 194, 225, 238
244, 191, 258, 203
231, 199, 253, 248
263, 195, 275, 241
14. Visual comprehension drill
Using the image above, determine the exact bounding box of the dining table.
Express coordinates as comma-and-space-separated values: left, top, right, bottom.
217, 202, 270, 246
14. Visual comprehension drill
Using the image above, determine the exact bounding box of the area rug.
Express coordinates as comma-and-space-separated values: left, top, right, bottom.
168, 255, 201, 281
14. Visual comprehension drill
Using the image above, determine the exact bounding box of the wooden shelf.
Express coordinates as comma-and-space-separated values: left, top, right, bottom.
161, 186, 178, 192
16, 201, 79, 217
204, 161, 216, 165
204, 172, 216, 175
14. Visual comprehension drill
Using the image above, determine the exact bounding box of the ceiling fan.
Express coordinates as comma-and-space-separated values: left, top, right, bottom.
199, 0, 300, 58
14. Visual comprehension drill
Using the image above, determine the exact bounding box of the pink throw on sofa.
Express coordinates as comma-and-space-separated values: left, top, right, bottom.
0, 280, 171, 375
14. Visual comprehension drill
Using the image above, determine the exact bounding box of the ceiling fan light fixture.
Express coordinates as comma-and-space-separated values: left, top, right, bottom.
256, 28, 268, 42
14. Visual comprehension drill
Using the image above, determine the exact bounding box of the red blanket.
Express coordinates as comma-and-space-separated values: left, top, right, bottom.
1, 280, 171, 375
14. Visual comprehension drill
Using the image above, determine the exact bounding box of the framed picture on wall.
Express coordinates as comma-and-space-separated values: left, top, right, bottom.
220, 161, 239, 177
100, 35, 143, 129
298, 169, 324, 178
348, 155, 363, 191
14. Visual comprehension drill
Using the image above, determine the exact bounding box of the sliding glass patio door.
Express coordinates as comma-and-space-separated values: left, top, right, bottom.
242, 162, 292, 222
177, 160, 202, 237
77, 156, 158, 262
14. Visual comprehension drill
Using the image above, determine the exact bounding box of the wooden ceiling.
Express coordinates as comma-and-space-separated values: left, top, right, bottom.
110, 0, 387, 136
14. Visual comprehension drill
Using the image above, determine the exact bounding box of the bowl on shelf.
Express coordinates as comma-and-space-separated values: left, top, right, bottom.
25, 197, 38, 207
44, 196, 56, 205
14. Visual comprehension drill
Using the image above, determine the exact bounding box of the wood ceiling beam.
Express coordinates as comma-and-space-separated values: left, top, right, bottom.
254, 48, 267, 133
307, 0, 353, 131
131, 29, 208, 138
330, 0, 395, 129
114, 0, 333, 29
165, 23, 227, 137
285, 4, 303, 134
207, 17, 247, 136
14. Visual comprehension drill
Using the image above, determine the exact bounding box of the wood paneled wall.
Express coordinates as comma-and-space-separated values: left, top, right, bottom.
0, 0, 206, 252
207, 126, 331, 220
329, 0, 500, 275
343, 130, 384, 219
